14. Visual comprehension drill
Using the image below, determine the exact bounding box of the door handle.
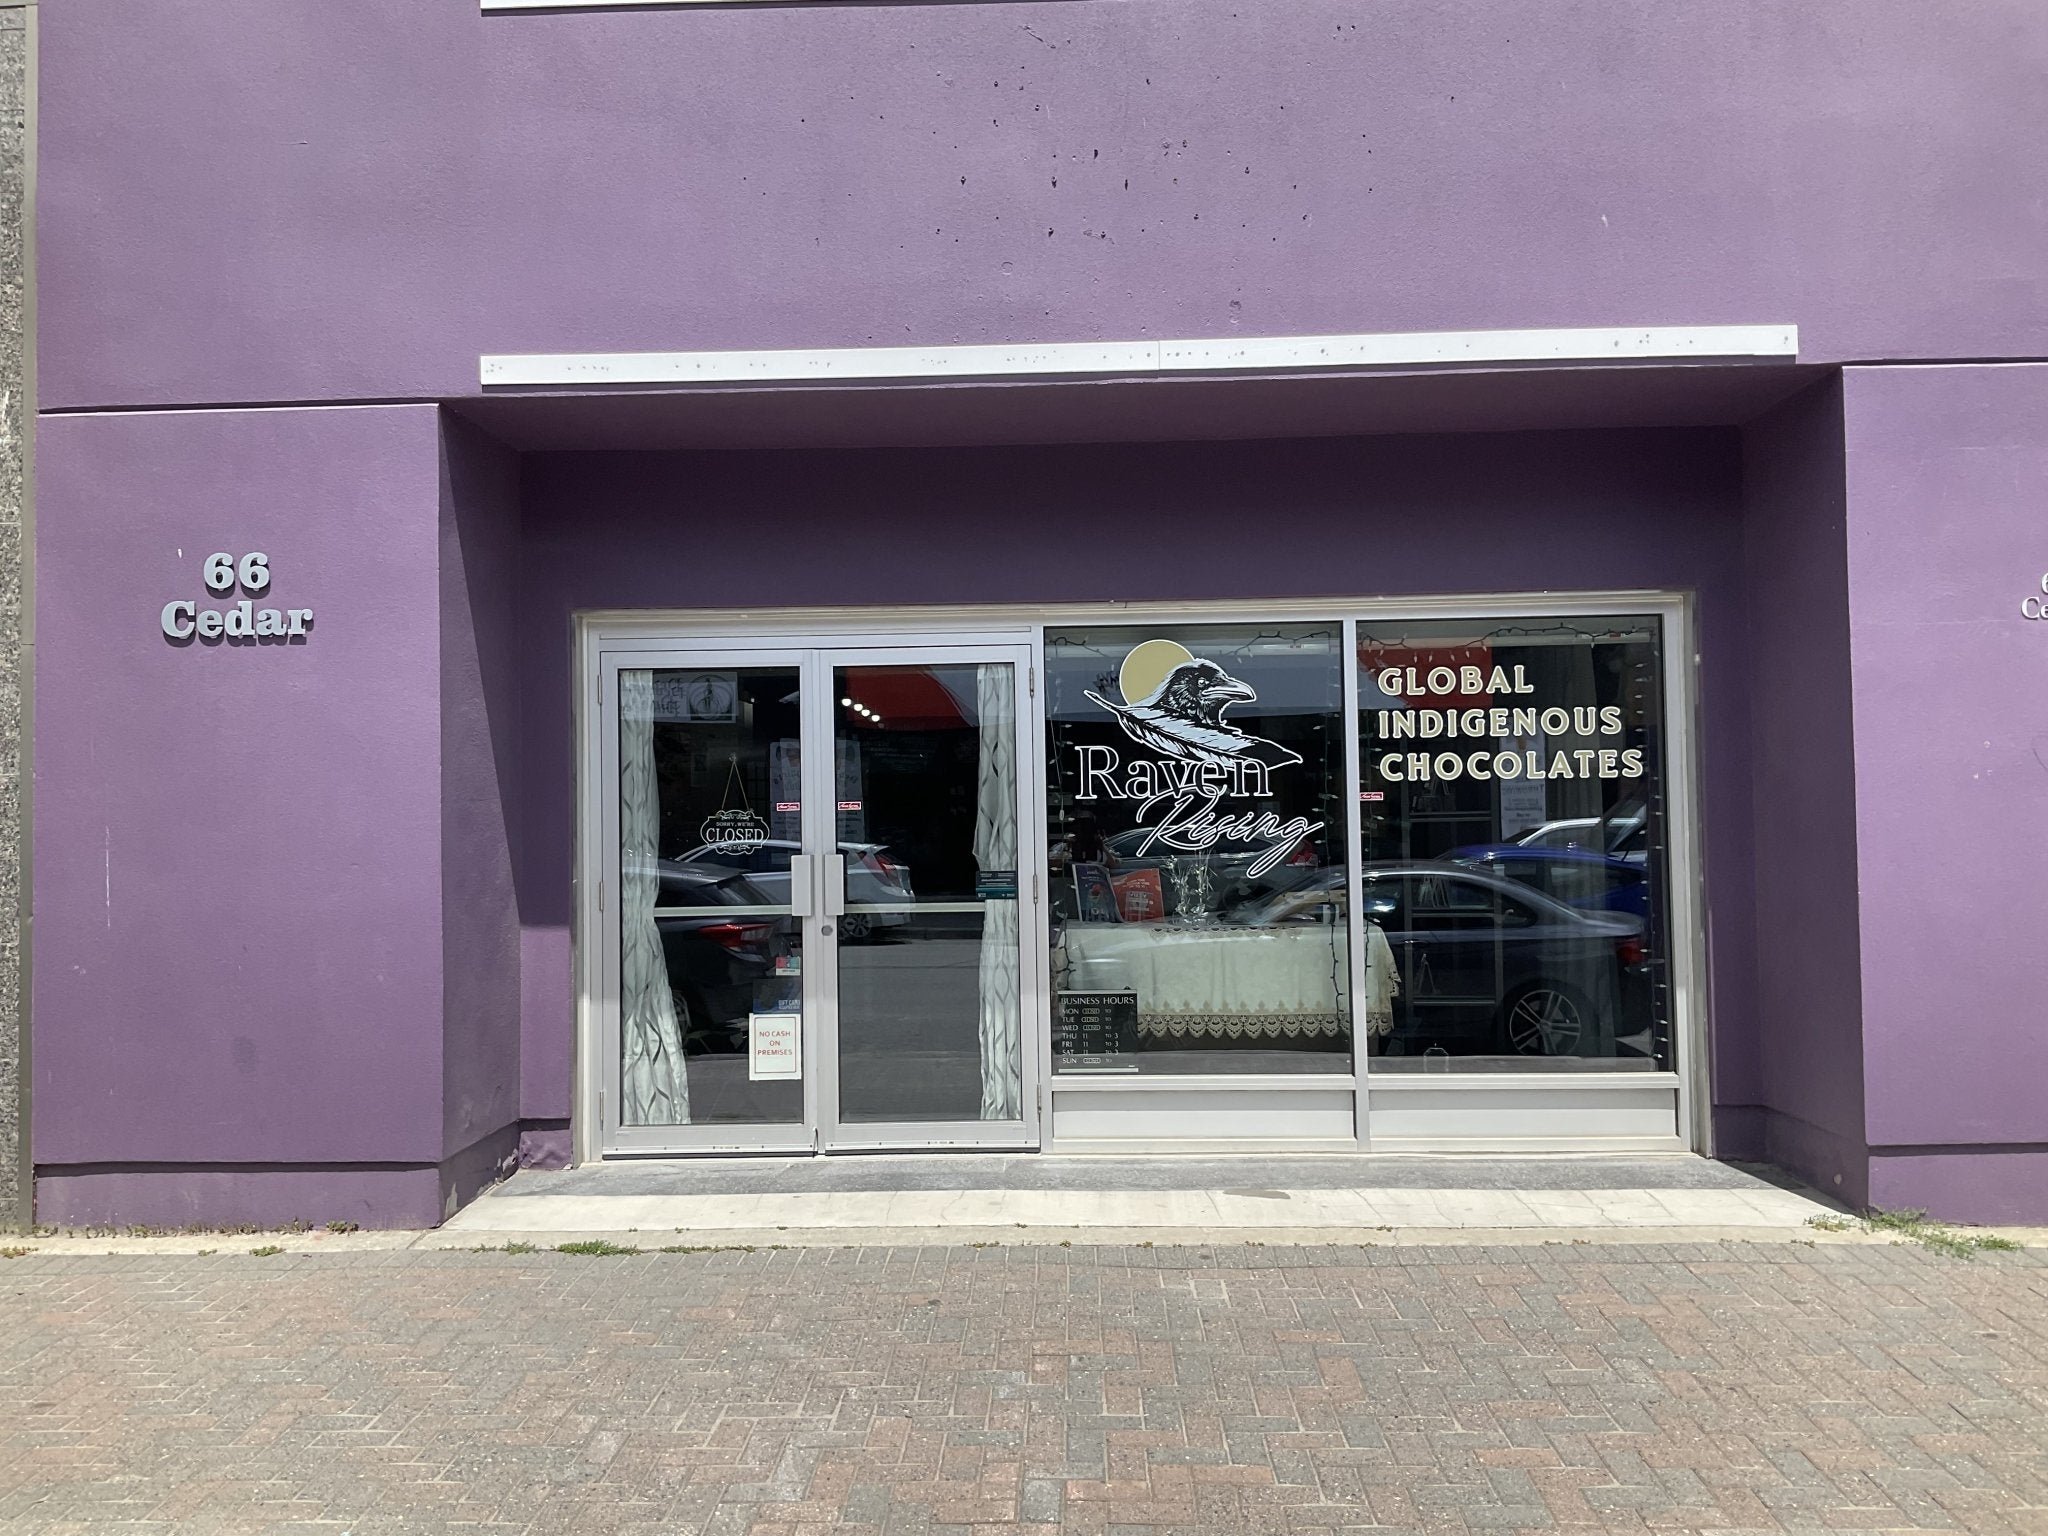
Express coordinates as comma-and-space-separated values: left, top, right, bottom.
789, 854, 815, 918
822, 853, 848, 917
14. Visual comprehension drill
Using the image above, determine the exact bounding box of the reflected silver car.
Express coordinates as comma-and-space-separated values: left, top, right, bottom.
1230, 863, 1652, 1059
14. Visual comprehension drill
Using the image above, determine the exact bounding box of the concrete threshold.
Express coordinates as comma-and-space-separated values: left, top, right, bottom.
421, 1223, 1892, 1251
8, 1157, 2035, 1256
443, 1184, 1823, 1233
12, 1223, 2035, 1257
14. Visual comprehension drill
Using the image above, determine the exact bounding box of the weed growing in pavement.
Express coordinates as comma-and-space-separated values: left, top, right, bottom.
0, 1246, 31, 1259
557, 1239, 638, 1256
197, 1249, 216, 1256
1865, 1208, 2022, 1258
325, 1221, 360, 1234
469, 1241, 540, 1254
249, 1245, 285, 1257
1809, 1208, 2022, 1257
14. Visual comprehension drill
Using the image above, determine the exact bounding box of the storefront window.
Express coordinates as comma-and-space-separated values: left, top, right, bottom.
1046, 624, 1349, 1075
1356, 616, 1672, 1072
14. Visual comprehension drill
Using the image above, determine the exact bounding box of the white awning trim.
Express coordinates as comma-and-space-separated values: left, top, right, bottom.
480, 324, 1798, 390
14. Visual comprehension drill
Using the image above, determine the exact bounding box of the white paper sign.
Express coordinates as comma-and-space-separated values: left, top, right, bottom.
1496, 731, 1546, 836
748, 1012, 802, 1081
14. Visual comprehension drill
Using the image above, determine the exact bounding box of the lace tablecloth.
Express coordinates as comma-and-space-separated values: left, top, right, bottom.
1055, 922, 1350, 1039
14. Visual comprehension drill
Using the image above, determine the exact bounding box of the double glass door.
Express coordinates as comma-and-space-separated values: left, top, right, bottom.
599, 641, 1036, 1153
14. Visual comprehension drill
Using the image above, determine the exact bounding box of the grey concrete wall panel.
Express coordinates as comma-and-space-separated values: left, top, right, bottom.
0, 3, 31, 1231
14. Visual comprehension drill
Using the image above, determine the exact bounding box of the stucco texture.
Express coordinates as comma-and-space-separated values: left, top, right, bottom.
31, 407, 475, 1225
0, 6, 24, 1228
509, 430, 1758, 1137
1736, 380, 1866, 1203
23, 0, 2048, 1226
1843, 364, 2048, 1222
34, 0, 2048, 409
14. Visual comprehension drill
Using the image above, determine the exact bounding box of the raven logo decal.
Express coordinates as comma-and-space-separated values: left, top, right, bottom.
1085, 641, 1301, 769
1073, 640, 1322, 879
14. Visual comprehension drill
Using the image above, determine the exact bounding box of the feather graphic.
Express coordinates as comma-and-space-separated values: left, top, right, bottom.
1086, 658, 1302, 769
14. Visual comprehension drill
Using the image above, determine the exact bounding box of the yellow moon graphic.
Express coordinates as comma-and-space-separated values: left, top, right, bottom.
1118, 639, 1196, 704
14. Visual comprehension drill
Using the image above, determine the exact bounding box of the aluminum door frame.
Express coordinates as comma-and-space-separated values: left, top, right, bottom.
578, 593, 1703, 1163
808, 643, 1040, 1153
595, 643, 819, 1155
589, 636, 1042, 1157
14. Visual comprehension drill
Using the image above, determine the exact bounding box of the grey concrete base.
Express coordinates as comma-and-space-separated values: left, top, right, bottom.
425, 1223, 1870, 1250
0, 7, 28, 1232
437, 1153, 1842, 1242
3, 1222, 1964, 1256
499, 1151, 1796, 1197
0, 1155, 1890, 1252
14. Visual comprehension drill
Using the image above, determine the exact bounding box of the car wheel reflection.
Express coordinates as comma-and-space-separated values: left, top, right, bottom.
1503, 983, 1588, 1056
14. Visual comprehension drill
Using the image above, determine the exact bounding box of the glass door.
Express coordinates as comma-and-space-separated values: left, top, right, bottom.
813, 648, 1034, 1149
601, 651, 817, 1153
598, 641, 1036, 1155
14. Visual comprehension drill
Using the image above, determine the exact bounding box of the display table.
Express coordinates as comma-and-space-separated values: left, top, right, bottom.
1054, 921, 1350, 1039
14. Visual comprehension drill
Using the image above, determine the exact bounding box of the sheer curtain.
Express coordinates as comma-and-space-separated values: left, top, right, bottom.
619, 670, 691, 1126
974, 664, 1022, 1120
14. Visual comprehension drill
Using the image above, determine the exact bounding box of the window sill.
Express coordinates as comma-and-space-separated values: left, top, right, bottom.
1368, 1071, 1681, 1091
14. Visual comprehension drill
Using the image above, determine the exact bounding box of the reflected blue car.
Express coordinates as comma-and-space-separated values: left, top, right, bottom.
1447, 844, 1650, 919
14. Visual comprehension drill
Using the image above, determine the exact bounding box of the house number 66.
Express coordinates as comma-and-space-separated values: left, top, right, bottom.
162, 550, 312, 643
203, 552, 270, 595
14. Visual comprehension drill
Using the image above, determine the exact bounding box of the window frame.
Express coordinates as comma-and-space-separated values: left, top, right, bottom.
574, 593, 1707, 1163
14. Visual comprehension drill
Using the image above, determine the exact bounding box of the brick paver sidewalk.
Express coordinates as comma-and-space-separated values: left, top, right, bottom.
1, 1242, 2044, 1534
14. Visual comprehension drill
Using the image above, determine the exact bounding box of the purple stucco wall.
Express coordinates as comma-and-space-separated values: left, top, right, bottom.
1843, 365, 2048, 1223
33, 407, 534, 1228
511, 430, 1760, 1130
1736, 379, 1867, 1202
29, 1, 2048, 1224
37, 1, 2048, 409
438, 417, 525, 1194
34, 407, 457, 1226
